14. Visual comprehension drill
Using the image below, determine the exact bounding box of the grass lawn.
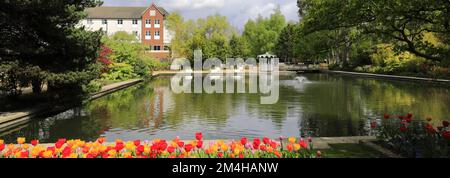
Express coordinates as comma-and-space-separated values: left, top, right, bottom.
323, 143, 387, 158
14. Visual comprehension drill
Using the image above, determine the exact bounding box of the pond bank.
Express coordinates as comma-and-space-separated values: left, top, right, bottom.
0, 79, 144, 131
325, 70, 450, 83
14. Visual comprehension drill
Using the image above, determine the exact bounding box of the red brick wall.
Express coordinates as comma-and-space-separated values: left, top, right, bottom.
141, 4, 165, 49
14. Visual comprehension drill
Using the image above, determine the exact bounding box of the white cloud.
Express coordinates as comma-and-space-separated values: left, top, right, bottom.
102, 0, 300, 29
160, 0, 226, 9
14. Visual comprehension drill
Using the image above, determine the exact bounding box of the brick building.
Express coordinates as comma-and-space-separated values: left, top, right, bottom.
80, 3, 172, 60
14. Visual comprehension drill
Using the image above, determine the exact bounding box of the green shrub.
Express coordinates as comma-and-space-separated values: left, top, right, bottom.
101, 63, 137, 81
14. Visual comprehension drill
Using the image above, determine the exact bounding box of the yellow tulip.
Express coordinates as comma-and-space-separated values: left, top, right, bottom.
125, 142, 135, 150
123, 152, 132, 158
0, 140, 4, 144
69, 153, 78, 158
221, 144, 228, 151
17, 137, 26, 144
108, 150, 117, 157
288, 137, 296, 144
43, 151, 53, 158
294, 144, 301, 151
22, 144, 30, 150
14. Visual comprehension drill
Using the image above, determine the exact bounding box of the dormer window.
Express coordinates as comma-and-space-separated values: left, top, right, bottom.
150, 10, 156, 16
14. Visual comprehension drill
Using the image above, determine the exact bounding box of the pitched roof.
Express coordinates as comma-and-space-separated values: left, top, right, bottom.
85, 6, 169, 19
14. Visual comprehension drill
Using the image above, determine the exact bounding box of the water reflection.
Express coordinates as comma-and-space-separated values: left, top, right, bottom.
1, 73, 448, 143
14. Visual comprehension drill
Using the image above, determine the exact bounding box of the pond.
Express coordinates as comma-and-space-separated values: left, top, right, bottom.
1, 73, 449, 143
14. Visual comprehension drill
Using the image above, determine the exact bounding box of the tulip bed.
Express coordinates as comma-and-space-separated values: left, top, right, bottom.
370, 113, 450, 158
0, 133, 320, 158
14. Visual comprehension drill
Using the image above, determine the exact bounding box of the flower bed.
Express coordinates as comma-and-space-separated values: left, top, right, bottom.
370, 113, 450, 158
0, 133, 320, 158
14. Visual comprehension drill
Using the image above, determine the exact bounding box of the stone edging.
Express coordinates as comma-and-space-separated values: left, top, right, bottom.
324, 70, 449, 83
0, 79, 144, 131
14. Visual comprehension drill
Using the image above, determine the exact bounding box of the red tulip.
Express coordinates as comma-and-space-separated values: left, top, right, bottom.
299, 140, 308, 149
62, 146, 72, 158
184, 144, 193, 152
384, 113, 390, 119
253, 138, 261, 146
405, 117, 412, 123
240, 137, 247, 145
55, 141, 65, 149
370, 122, 377, 129
160, 142, 168, 151
274, 151, 281, 158
196, 141, 203, 149
20, 150, 29, 158
270, 141, 277, 148
287, 144, 293, 151
195, 132, 203, 141
31, 140, 39, 146
398, 115, 405, 120
218, 152, 223, 158
137, 145, 145, 154
134, 140, 141, 146
260, 145, 267, 151
443, 121, 450, 128
239, 154, 244, 158
317, 151, 322, 158
150, 153, 157, 158
0, 144, 4, 151
400, 125, 408, 132
115, 142, 124, 152
97, 137, 106, 144
263, 137, 270, 145
406, 113, 413, 119
425, 124, 436, 134
177, 141, 185, 148
167, 146, 175, 154
442, 131, 450, 139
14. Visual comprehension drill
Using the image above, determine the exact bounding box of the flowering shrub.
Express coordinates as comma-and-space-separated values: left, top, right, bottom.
370, 113, 450, 158
0, 133, 320, 158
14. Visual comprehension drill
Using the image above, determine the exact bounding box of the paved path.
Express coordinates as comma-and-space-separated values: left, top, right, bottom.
325, 70, 449, 83
0, 79, 143, 131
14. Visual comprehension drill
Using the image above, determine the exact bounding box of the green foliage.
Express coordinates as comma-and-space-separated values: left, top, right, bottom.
243, 7, 287, 56
100, 32, 165, 81
166, 8, 285, 60
371, 113, 450, 158
0, 0, 103, 101
229, 34, 251, 58
101, 63, 137, 81
276, 24, 297, 63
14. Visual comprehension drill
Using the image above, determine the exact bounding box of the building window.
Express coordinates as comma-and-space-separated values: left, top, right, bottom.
150, 10, 156, 16
118, 19, 123, 25
133, 31, 138, 36
153, 46, 161, 51
87, 19, 93, 25
102, 19, 107, 24
155, 31, 160, 36
155, 20, 160, 25
146, 31, 151, 36
146, 19, 151, 24
132, 19, 138, 25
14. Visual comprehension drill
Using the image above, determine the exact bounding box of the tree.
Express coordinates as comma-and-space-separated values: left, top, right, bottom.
0, 0, 103, 102
242, 7, 286, 56
229, 34, 251, 58
275, 24, 297, 63
297, 0, 450, 63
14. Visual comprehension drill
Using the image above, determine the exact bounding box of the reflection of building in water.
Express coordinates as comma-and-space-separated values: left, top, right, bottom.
144, 87, 172, 128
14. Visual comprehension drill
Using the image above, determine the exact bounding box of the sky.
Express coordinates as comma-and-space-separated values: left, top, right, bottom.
102, 0, 300, 29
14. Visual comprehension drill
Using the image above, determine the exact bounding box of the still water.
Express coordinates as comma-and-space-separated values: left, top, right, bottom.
1, 73, 449, 142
